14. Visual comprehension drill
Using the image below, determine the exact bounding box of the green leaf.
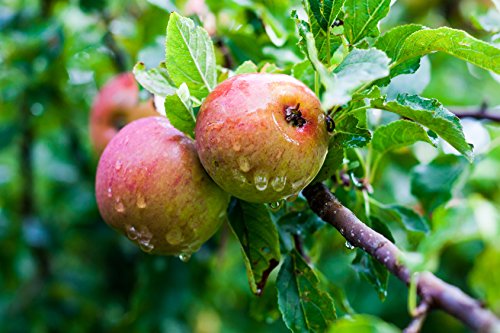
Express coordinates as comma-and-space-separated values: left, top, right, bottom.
278, 211, 326, 236
164, 83, 195, 138
133, 62, 176, 97
393, 27, 500, 74
228, 200, 281, 295
327, 315, 400, 333
336, 115, 372, 148
470, 246, 500, 314
371, 94, 473, 161
314, 136, 344, 182
344, 0, 391, 45
292, 60, 316, 91
352, 250, 389, 301
375, 24, 425, 78
234, 60, 258, 75
372, 119, 436, 155
165, 12, 216, 100
298, 2, 342, 64
308, 0, 344, 32
277, 251, 336, 332
411, 155, 469, 213
322, 48, 390, 108
370, 200, 429, 250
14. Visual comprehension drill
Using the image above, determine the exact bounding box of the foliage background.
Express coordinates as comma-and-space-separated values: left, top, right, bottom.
0, 0, 499, 332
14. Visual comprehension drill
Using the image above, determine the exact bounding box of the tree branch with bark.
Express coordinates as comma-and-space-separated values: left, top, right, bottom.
303, 182, 500, 333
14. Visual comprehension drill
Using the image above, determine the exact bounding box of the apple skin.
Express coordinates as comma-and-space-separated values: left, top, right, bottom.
95, 116, 230, 255
195, 73, 330, 203
90, 73, 158, 154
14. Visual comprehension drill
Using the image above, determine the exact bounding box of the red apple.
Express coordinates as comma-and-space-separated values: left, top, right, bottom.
95, 116, 230, 256
195, 73, 330, 203
90, 73, 158, 154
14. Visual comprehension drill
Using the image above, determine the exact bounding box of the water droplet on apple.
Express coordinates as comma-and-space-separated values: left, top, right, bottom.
268, 200, 283, 211
178, 253, 191, 262
166, 228, 183, 245
136, 193, 147, 209
107, 187, 112, 198
238, 156, 251, 172
292, 179, 305, 191
254, 173, 268, 191
345, 241, 355, 250
115, 160, 122, 171
139, 239, 154, 253
114, 197, 125, 213
271, 175, 287, 192
125, 225, 139, 240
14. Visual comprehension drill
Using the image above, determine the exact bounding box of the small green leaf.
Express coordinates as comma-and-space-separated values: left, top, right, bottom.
327, 315, 400, 333
277, 251, 336, 332
322, 48, 390, 108
375, 24, 425, 78
411, 155, 469, 213
234, 60, 258, 75
371, 94, 473, 161
314, 136, 344, 182
166, 12, 216, 100
133, 62, 176, 97
394, 27, 500, 74
336, 115, 372, 148
164, 83, 195, 138
308, 0, 344, 32
372, 119, 436, 155
352, 250, 389, 301
228, 200, 281, 295
344, 0, 391, 45
470, 246, 500, 314
370, 200, 429, 250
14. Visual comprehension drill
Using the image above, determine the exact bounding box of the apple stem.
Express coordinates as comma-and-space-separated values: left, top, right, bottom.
284, 103, 306, 127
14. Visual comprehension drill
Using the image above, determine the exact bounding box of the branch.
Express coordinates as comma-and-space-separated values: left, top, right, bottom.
403, 300, 431, 333
303, 182, 500, 333
101, 11, 128, 73
450, 104, 500, 122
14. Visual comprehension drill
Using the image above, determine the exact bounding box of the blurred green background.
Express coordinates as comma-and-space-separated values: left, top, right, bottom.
1, 0, 499, 332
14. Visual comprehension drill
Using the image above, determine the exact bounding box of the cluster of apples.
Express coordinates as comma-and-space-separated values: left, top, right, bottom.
92, 73, 330, 257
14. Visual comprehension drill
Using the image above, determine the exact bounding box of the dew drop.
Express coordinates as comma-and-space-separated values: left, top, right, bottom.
178, 253, 191, 262
345, 241, 355, 250
292, 179, 305, 191
115, 160, 122, 171
126, 225, 139, 240
238, 156, 251, 172
107, 187, 112, 198
256, 288, 263, 296
166, 228, 184, 245
139, 239, 154, 253
268, 200, 283, 212
114, 197, 125, 213
136, 193, 147, 209
271, 175, 287, 192
254, 173, 268, 191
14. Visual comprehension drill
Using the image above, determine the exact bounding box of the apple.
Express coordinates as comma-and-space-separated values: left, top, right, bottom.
95, 116, 230, 256
195, 73, 330, 203
90, 73, 158, 154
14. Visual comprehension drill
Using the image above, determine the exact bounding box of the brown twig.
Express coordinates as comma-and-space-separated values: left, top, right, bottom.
450, 104, 500, 122
403, 300, 431, 333
293, 234, 311, 264
303, 182, 500, 333
102, 11, 128, 72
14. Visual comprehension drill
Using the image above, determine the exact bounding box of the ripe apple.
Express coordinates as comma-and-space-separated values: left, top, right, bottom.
95, 116, 230, 256
195, 73, 330, 203
90, 73, 158, 154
